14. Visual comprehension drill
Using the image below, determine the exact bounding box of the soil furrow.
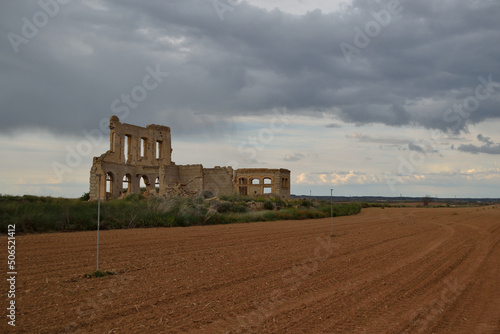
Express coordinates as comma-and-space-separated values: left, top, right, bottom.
2, 206, 499, 333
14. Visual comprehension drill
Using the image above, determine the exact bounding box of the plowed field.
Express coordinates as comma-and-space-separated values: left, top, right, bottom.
2, 206, 500, 333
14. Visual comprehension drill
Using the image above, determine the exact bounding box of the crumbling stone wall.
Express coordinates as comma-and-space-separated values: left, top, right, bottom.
160, 164, 203, 197
90, 116, 290, 201
203, 167, 235, 196
89, 116, 171, 201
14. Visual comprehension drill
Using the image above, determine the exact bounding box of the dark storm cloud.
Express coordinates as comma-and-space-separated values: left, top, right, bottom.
477, 134, 494, 146
1, 0, 499, 137
457, 134, 500, 155
408, 142, 424, 153
325, 123, 342, 129
457, 144, 500, 155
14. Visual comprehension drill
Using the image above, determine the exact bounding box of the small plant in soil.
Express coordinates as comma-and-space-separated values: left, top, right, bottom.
84, 270, 116, 278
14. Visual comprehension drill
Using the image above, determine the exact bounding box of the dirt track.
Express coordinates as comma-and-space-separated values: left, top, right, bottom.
2, 206, 500, 333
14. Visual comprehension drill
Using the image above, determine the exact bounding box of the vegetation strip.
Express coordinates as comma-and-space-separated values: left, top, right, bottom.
0, 194, 361, 234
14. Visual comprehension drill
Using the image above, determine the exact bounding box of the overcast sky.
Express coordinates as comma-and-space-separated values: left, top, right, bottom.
1, 0, 499, 198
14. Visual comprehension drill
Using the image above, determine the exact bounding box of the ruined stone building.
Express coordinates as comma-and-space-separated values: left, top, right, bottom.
89, 116, 290, 201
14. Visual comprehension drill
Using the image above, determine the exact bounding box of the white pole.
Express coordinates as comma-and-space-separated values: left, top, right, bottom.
400, 194, 403, 224
97, 174, 101, 272
330, 189, 334, 236
435, 194, 437, 218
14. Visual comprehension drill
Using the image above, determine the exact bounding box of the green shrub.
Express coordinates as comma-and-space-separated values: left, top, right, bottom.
232, 202, 248, 213
213, 200, 247, 214
202, 190, 214, 199
216, 201, 232, 213
84, 270, 116, 278
263, 201, 274, 210
124, 193, 143, 202
318, 202, 362, 217
80, 192, 90, 201
300, 199, 312, 207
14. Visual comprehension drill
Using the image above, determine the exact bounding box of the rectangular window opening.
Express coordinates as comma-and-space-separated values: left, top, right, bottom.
156, 141, 162, 159
124, 135, 131, 163
140, 138, 147, 158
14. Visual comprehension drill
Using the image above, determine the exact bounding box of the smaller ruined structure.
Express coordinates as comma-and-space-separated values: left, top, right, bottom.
89, 116, 290, 201
235, 168, 290, 197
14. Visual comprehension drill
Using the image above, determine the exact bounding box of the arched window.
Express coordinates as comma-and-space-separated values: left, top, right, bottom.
251, 178, 260, 185
263, 177, 272, 185
239, 177, 247, 185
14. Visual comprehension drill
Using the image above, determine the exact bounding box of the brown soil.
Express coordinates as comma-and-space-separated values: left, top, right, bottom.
2, 206, 500, 333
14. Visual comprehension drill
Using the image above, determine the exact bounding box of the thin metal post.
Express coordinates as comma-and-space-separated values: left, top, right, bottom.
400, 194, 403, 224
435, 194, 437, 218
330, 189, 334, 236
97, 174, 101, 272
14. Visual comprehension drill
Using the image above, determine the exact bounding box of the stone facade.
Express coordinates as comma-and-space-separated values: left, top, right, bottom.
89, 116, 290, 201
235, 169, 290, 197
